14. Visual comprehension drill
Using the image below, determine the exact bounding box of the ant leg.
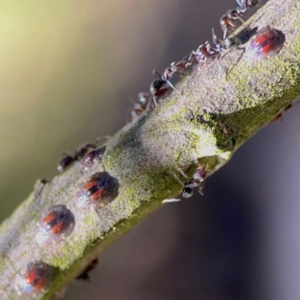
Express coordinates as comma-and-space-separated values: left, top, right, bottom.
176, 166, 189, 180
175, 54, 190, 74
166, 79, 176, 90
236, 0, 243, 7
162, 170, 186, 204
193, 160, 206, 195
162, 198, 181, 204
223, 28, 228, 40
212, 27, 220, 45
196, 183, 205, 196
151, 97, 157, 108
234, 15, 245, 24
194, 160, 206, 179
188, 52, 198, 68
225, 46, 245, 78
172, 172, 185, 186
153, 70, 162, 80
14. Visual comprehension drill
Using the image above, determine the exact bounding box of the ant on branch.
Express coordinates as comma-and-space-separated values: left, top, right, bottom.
57, 143, 97, 172
163, 162, 207, 204
220, 0, 261, 39
150, 59, 189, 106
57, 137, 109, 172
188, 0, 261, 68
130, 0, 261, 119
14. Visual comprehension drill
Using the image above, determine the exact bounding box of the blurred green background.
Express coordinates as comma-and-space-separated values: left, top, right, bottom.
0, 0, 186, 221
1, 1, 300, 300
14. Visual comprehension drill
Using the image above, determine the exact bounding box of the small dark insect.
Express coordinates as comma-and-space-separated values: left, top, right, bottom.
75, 143, 98, 161
80, 171, 119, 210
76, 258, 99, 282
80, 145, 107, 172
57, 143, 98, 172
149, 70, 174, 107
36, 205, 75, 244
181, 164, 207, 199
163, 163, 207, 204
14, 261, 53, 296
57, 152, 76, 173
246, 26, 285, 61
149, 58, 189, 107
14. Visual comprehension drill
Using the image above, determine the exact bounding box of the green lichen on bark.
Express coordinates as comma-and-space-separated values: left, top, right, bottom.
0, 0, 300, 299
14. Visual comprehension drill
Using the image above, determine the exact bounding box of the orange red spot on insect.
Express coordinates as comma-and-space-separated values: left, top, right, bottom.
79, 172, 119, 210
246, 26, 285, 61
36, 205, 75, 244
15, 262, 53, 296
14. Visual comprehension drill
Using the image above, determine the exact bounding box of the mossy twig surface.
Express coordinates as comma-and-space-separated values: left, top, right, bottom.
0, 0, 300, 299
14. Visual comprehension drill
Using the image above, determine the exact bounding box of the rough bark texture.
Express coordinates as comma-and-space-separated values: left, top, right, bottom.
0, 0, 300, 299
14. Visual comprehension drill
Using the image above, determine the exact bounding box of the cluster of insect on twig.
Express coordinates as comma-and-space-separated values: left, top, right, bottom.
13, 0, 291, 297
59, 0, 288, 203
129, 0, 261, 120
58, 0, 265, 202
129, 0, 262, 201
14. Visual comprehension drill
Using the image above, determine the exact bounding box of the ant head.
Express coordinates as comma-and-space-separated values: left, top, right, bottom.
57, 153, 75, 173
150, 79, 164, 95
182, 186, 194, 199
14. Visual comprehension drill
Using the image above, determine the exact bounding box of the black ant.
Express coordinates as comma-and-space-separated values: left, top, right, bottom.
188, 39, 224, 66
181, 164, 207, 199
57, 152, 76, 173
130, 60, 188, 116
149, 60, 188, 106
75, 143, 98, 161
188, 0, 261, 67
188, 29, 230, 67
162, 163, 207, 204
149, 71, 174, 107
80, 145, 107, 172
57, 143, 97, 172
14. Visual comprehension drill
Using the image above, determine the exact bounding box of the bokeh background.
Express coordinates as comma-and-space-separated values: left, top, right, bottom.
0, 0, 299, 299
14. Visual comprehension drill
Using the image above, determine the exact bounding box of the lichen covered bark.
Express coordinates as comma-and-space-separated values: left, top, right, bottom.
0, 0, 300, 299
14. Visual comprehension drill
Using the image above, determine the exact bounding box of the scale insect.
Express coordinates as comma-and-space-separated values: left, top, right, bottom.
14, 262, 53, 297
35, 205, 75, 244
246, 26, 285, 61
78, 172, 119, 210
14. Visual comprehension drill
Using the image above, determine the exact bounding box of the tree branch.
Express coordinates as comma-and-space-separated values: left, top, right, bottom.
0, 0, 299, 299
